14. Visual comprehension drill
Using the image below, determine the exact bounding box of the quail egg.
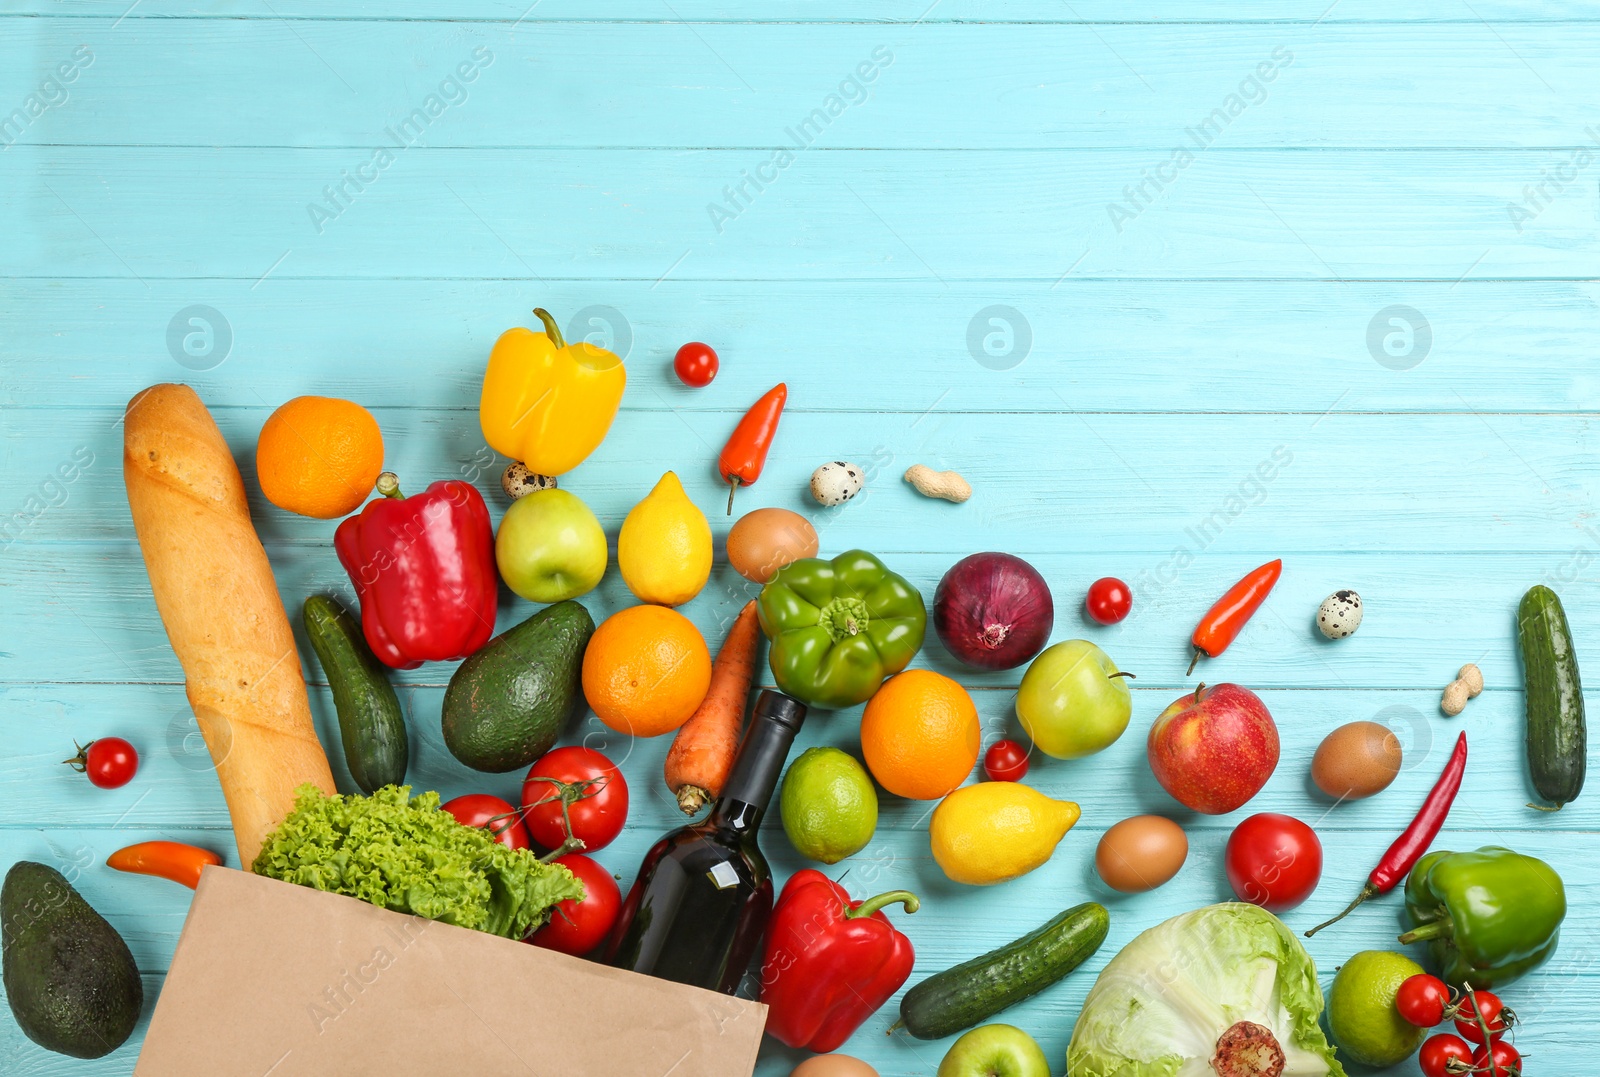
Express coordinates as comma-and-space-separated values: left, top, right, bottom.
809, 461, 864, 507
501, 461, 557, 500
1316, 590, 1362, 639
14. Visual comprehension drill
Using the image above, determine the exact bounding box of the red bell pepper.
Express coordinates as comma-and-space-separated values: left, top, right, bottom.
758, 869, 918, 1052
334, 472, 497, 669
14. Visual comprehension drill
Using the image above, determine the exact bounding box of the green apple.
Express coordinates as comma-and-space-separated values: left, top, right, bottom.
495, 488, 607, 602
936, 1024, 1050, 1077
1015, 639, 1132, 758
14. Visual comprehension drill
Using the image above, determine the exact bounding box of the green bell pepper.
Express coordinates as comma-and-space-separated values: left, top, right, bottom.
757, 550, 926, 709
1399, 846, 1565, 989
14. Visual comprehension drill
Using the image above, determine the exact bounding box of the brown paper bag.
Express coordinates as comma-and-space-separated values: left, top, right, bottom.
136, 867, 767, 1076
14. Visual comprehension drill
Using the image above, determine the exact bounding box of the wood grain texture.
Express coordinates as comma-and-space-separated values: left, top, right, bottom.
2, 6, 1595, 1076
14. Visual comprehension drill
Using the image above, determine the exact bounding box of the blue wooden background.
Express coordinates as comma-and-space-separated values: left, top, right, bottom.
3, 3, 1597, 1074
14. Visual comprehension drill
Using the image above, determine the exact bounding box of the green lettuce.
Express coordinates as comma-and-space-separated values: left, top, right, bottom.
252, 784, 584, 940
1067, 903, 1345, 1077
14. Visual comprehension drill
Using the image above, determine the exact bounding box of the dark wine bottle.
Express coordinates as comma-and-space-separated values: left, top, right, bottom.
603, 690, 807, 994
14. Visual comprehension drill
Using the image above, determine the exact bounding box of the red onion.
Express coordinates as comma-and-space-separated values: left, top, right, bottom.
933, 553, 1054, 670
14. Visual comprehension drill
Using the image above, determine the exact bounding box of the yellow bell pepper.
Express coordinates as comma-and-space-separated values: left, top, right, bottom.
478, 308, 627, 475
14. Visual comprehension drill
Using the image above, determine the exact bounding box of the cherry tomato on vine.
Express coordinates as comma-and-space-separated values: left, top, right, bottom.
1418, 1033, 1474, 1077
1472, 1039, 1522, 1077
521, 747, 629, 853
1396, 973, 1451, 1028
526, 853, 621, 955
1085, 577, 1132, 624
1223, 812, 1322, 912
984, 739, 1030, 782
442, 794, 530, 851
1455, 990, 1513, 1044
673, 342, 719, 387
65, 738, 138, 789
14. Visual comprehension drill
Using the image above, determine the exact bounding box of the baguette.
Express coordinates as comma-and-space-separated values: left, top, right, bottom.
123, 384, 334, 866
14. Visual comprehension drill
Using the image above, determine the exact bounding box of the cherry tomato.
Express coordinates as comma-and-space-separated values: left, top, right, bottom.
441, 794, 530, 851
984, 739, 1030, 782
1472, 1039, 1522, 1077
1396, 973, 1451, 1028
1455, 990, 1513, 1045
521, 747, 629, 853
1085, 577, 1132, 624
673, 342, 719, 387
1223, 812, 1323, 912
1419, 1033, 1474, 1077
526, 853, 621, 955
65, 738, 138, 789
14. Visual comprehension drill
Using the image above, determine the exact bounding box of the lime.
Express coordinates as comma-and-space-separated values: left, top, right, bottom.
1328, 950, 1429, 1068
779, 747, 878, 864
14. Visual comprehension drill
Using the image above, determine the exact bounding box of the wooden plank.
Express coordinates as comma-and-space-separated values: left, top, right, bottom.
6, 147, 1596, 280
6, 279, 1600, 413
6, 20, 1600, 150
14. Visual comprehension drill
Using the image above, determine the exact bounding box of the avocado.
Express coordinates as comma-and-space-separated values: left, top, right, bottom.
442, 599, 596, 772
2, 861, 143, 1059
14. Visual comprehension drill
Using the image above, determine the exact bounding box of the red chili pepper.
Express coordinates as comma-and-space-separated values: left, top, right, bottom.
1305, 730, 1467, 937
334, 472, 498, 669
717, 383, 786, 514
758, 869, 917, 1052
106, 841, 223, 890
1188, 558, 1283, 675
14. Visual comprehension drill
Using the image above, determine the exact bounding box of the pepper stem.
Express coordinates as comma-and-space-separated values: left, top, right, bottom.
1187, 647, 1204, 676
1397, 915, 1454, 946
725, 477, 739, 515
532, 308, 565, 348
846, 890, 920, 919
376, 472, 403, 500
1303, 882, 1378, 937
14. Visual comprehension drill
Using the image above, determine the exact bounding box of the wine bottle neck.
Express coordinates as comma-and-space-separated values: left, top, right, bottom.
710, 691, 805, 830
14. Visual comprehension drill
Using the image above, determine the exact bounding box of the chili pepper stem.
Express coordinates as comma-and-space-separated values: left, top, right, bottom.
532, 307, 565, 348
1186, 647, 1204, 676
1303, 882, 1378, 937
1397, 916, 1454, 946
845, 890, 920, 919
725, 478, 739, 515
375, 472, 403, 499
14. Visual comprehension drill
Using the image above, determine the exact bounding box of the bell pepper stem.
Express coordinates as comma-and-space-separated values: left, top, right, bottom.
846, 890, 920, 919
1303, 882, 1378, 937
532, 307, 565, 348
1397, 916, 1454, 946
375, 472, 404, 500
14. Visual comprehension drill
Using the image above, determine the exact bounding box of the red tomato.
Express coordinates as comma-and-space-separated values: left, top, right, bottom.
1472, 1039, 1522, 1077
673, 342, 719, 387
441, 794, 529, 851
1223, 813, 1322, 912
984, 739, 1030, 782
526, 853, 621, 955
1396, 973, 1450, 1028
521, 747, 629, 853
1419, 1034, 1474, 1077
1085, 577, 1132, 624
66, 738, 139, 789
1454, 990, 1513, 1045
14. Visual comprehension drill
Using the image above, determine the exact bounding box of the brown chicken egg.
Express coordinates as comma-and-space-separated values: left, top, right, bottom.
1095, 815, 1188, 893
1312, 720, 1402, 799
726, 507, 819, 583
790, 1055, 879, 1077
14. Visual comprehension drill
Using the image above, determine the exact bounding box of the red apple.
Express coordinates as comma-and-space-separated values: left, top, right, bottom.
1147, 682, 1279, 814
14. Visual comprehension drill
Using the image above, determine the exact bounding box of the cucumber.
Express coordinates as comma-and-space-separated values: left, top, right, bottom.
303, 594, 408, 793
898, 901, 1108, 1040
1518, 584, 1586, 809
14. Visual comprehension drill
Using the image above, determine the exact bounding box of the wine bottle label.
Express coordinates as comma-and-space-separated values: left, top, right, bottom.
706, 861, 742, 891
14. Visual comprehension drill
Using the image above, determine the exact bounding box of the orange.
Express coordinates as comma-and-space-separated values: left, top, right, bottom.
582, 605, 712, 737
255, 396, 384, 519
860, 670, 981, 800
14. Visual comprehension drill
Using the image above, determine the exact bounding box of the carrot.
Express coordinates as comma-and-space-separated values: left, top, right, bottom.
665, 601, 762, 815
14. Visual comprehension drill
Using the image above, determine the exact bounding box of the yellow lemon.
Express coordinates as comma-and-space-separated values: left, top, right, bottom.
618, 471, 712, 606
929, 782, 1079, 885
